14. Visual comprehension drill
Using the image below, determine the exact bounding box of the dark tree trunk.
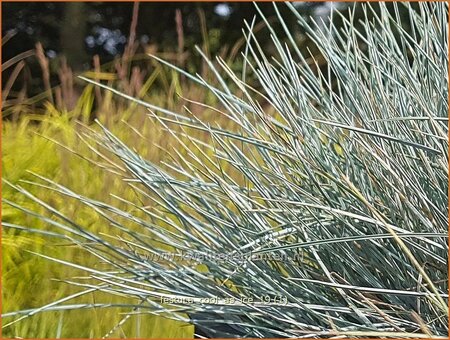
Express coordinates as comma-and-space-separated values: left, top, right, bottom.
60, 3, 87, 71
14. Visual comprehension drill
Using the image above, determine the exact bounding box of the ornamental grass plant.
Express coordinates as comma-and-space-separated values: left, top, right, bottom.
3, 2, 448, 338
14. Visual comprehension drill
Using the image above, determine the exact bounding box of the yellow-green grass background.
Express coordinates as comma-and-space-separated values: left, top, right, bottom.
2, 74, 231, 337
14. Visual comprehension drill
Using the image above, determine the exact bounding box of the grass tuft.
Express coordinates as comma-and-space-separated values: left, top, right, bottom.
3, 2, 448, 338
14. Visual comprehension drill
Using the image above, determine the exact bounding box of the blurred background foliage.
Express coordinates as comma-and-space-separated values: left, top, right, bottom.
2, 2, 322, 105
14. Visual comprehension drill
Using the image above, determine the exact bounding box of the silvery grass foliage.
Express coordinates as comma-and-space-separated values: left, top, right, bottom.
3, 2, 449, 338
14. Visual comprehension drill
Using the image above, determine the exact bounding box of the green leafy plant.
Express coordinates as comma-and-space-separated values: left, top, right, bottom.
3, 2, 448, 338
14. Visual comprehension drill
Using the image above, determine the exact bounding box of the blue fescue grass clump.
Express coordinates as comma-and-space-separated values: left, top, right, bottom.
3, 2, 448, 338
